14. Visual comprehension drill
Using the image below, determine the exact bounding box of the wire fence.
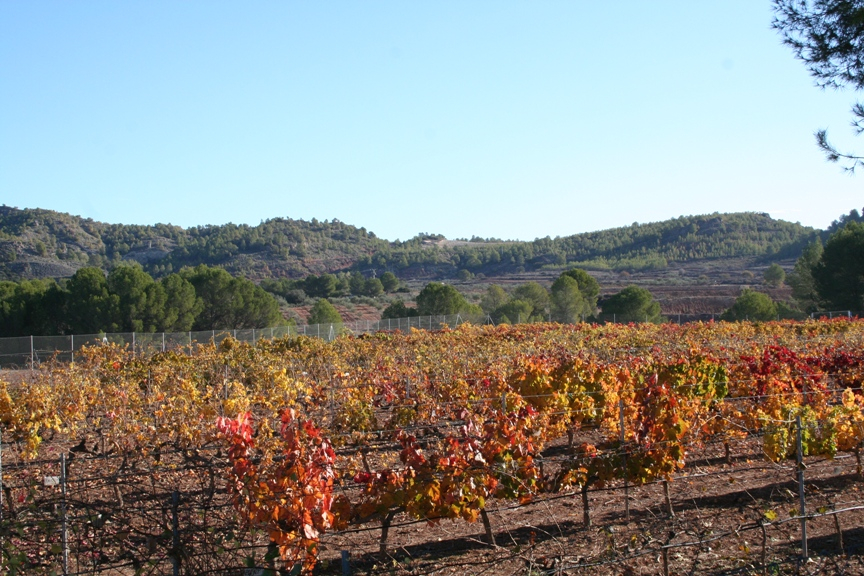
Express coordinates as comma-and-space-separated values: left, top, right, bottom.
4, 309, 860, 369
0, 313, 492, 369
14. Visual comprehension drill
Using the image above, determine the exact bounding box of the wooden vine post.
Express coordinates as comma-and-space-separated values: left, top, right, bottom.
480, 509, 496, 546
379, 510, 398, 556
796, 415, 808, 560
620, 398, 630, 523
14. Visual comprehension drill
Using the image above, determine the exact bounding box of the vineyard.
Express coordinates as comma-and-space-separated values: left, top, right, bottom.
2, 320, 864, 575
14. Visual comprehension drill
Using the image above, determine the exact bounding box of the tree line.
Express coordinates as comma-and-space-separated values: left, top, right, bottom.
358, 212, 814, 275
260, 270, 401, 303
0, 264, 284, 337
720, 208, 864, 321
380, 268, 664, 324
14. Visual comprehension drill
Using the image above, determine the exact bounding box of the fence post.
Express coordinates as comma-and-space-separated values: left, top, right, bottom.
162, 332, 166, 353
329, 385, 335, 429
60, 453, 69, 575
132, 332, 136, 355
796, 415, 808, 560
30, 335, 34, 367
661, 547, 669, 576
70, 334, 74, 363
341, 550, 351, 576
619, 398, 630, 523
172, 491, 180, 576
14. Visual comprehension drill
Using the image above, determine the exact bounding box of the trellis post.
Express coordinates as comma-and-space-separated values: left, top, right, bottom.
796, 416, 808, 560
341, 550, 351, 576
172, 491, 180, 576
60, 453, 69, 575
620, 398, 630, 523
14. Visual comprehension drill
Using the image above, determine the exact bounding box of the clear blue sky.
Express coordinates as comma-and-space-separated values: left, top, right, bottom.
1, 2, 861, 241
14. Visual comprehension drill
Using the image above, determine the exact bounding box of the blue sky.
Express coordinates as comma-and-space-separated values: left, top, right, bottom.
1, 2, 861, 241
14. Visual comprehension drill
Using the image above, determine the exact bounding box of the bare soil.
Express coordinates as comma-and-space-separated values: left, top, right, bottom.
316, 437, 864, 576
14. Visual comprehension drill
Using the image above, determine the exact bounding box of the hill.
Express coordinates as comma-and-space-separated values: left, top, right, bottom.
0, 206, 389, 281
0, 206, 818, 283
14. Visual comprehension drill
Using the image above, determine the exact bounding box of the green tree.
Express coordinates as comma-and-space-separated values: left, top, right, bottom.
303, 274, 338, 299
0, 282, 14, 335
813, 221, 864, 310
512, 282, 550, 320
182, 265, 236, 329
381, 300, 419, 319
550, 275, 587, 323
560, 268, 600, 314
379, 272, 399, 292
494, 299, 534, 324
774, 0, 864, 170
0, 279, 64, 336
260, 278, 306, 304
721, 289, 778, 321
415, 282, 470, 315
107, 265, 162, 332
349, 272, 366, 296
228, 281, 284, 329
308, 298, 342, 325
364, 277, 384, 297
599, 286, 663, 323
182, 265, 283, 329
788, 239, 823, 312
763, 263, 786, 287
160, 273, 203, 331
65, 267, 119, 334
480, 285, 508, 314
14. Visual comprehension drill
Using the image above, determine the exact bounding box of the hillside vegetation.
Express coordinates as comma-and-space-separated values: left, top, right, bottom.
0, 205, 817, 282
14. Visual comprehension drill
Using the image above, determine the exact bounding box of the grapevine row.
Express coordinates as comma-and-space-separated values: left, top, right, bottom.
1, 319, 863, 572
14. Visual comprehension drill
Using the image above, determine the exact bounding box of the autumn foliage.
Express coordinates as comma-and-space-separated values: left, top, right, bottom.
2, 319, 864, 571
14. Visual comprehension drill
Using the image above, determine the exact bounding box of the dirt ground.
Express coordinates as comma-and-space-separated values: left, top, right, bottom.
315, 437, 864, 576
3, 425, 863, 575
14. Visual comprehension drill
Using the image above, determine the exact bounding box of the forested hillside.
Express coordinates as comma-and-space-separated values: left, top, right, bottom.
0, 206, 389, 280
365, 212, 817, 277
0, 206, 817, 282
